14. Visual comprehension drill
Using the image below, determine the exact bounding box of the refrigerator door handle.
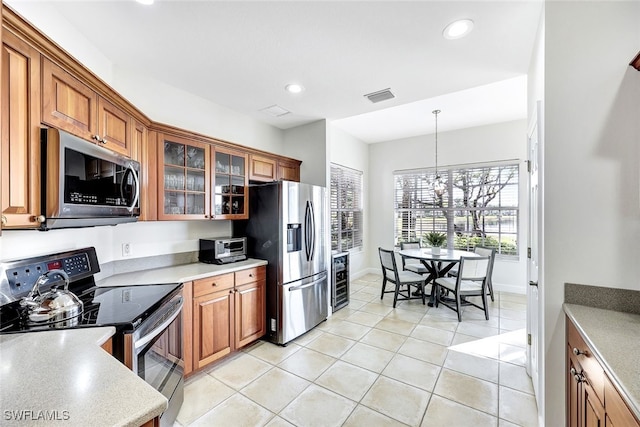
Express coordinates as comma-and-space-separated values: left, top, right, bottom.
304, 201, 314, 261
309, 201, 315, 261
289, 281, 319, 292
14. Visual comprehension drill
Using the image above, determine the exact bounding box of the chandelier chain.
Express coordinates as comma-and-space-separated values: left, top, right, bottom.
433, 109, 441, 176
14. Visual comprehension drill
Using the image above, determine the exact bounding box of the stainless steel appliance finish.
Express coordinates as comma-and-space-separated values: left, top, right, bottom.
39, 127, 140, 230
233, 180, 328, 345
126, 289, 184, 427
198, 236, 247, 264
0, 247, 100, 307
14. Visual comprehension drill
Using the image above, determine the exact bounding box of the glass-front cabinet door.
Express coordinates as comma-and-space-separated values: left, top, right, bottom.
213, 148, 248, 219
158, 134, 210, 219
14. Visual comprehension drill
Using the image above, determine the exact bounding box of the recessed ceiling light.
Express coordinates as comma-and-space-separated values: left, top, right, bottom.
135, 0, 154, 5
443, 19, 474, 40
285, 84, 304, 94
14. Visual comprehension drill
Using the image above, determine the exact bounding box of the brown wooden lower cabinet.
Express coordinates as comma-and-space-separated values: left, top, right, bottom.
140, 417, 159, 427
235, 278, 266, 348
100, 337, 113, 355
566, 316, 640, 427
193, 288, 234, 369
187, 265, 266, 375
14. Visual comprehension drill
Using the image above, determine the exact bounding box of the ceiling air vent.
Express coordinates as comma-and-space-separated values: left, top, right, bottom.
364, 88, 395, 103
260, 105, 291, 117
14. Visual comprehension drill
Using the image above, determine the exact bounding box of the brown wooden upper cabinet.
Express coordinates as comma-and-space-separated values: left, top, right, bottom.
249, 154, 277, 182
1, 31, 42, 229
212, 147, 248, 219
278, 158, 301, 182
157, 134, 249, 220
41, 58, 131, 157
157, 133, 210, 220
249, 154, 301, 183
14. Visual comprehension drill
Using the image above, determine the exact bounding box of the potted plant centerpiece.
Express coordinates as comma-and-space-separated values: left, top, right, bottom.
425, 232, 446, 255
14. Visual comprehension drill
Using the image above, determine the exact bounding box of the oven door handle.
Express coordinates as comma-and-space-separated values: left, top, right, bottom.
134, 301, 183, 350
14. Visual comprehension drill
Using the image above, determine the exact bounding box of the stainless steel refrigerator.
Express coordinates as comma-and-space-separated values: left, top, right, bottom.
233, 181, 328, 345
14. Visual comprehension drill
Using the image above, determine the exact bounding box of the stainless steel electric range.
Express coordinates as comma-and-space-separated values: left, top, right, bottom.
0, 247, 184, 427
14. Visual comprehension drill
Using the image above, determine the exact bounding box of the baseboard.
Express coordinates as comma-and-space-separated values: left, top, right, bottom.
350, 268, 381, 280
493, 282, 526, 295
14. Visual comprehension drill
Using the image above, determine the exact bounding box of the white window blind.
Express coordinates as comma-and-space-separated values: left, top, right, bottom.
394, 163, 519, 256
330, 164, 363, 251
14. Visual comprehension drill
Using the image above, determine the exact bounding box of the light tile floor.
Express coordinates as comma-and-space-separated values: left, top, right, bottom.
175, 274, 538, 427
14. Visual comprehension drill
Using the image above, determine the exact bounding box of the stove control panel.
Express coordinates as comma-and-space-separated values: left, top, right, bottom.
0, 247, 100, 305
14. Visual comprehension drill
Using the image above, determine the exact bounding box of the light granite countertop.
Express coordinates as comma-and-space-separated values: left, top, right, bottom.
0, 327, 166, 427
564, 304, 640, 421
96, 258, 268, 287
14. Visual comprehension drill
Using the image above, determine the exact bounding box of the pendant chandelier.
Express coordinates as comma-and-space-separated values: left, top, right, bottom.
432, 109, 446, 196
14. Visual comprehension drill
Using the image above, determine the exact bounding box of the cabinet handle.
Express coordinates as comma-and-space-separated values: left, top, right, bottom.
101, 138, 108, 144
570, 367, 584, 383
92, 134, 101, 142
35, 215, 46, 224
249, 273, 254, 277
211, 282, 217, 287
1, 215, 6, 225
572, 347, 586, 356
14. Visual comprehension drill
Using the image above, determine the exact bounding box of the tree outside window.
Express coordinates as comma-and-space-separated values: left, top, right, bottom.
394, 163, 519, 256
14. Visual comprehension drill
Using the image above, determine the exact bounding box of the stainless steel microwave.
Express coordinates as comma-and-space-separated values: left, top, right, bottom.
199, 237, 247, 264
39, 127, 140, 230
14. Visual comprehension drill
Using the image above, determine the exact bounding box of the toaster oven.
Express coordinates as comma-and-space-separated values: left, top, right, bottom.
198, 237, 247, 264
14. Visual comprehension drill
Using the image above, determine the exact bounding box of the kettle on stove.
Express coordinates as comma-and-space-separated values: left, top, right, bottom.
20, 269, 83, 323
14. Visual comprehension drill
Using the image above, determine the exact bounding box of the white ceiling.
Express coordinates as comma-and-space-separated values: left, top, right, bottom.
12, 0, 542, 143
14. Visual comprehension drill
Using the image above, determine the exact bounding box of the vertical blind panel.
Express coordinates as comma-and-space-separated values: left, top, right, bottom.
331, 164, 363, 251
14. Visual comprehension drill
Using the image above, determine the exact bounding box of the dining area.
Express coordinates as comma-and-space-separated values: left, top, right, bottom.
379, 240, 497, 322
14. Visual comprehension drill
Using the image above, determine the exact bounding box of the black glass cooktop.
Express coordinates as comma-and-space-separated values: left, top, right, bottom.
0, 282, 182, 334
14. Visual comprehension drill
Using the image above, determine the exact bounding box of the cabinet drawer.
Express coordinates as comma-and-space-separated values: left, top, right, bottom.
235, 266, 266, 286
193, 273, 234, 297
567, 318, 605, 403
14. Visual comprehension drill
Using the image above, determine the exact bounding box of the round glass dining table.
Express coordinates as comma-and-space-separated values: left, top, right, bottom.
397, 248, 480, 306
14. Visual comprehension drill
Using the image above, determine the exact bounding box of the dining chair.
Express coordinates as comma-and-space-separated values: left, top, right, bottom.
473, 246, 496, 301
378, 247, 426, 308
399, 241, 428, 275
447, 245, 496, 301
434, 255, 491, 321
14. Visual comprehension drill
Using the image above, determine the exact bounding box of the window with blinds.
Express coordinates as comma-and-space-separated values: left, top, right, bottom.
330, 164, 363, 252
394, 163, 519, 256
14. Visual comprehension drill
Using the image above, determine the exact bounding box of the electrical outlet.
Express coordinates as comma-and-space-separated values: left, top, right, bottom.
122, 243, 132, 257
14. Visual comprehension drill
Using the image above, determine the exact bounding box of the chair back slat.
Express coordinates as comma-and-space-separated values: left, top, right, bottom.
379, 248, 396, 272
459, 256, 490, 280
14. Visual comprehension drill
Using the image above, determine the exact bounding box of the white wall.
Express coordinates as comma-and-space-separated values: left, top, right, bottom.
368, 120, 529, 293
543, 2, 640, 425
5, 1, 113, 83
283, 120, 328, 187
113, 68, 284, 155
0, 221, 231, 266
328, 125, 370, 279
